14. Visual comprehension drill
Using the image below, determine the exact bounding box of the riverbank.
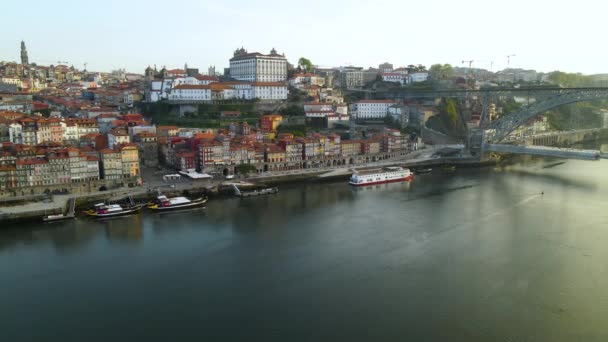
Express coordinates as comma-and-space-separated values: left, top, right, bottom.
0, 147, 497, 223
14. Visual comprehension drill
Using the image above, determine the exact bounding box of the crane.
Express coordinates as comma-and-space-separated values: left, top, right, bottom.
461, 60, 474, 69
462, 60, 474, 80
506, 54, 516, 68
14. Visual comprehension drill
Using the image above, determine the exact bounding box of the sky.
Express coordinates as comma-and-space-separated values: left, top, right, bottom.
1, 0, 606, 75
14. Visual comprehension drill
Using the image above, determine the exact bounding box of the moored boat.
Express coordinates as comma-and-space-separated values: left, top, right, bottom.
414, 167, 432, 174
84, 203, 143, 218
147, 195, 207, 211
43, 213, 74, 222
349, 166, 413, 186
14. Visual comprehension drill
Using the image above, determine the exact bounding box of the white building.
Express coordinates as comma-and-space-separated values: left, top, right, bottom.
409, 72, 429, 83
167, 82, 287, 102
381, 73, 410, 85
304, 102, 335, 118
351, 100, 395, 120
252, 82, 288, 100
168, 84, 212, 101
8, 122, 22, 144
229, 47, 287, 82
60, 122, 78, 143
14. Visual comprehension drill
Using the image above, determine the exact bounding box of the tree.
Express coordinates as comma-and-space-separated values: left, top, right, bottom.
429, 64, 454, 80
235, 164, 257, 175
408, 64, 427, 72
298, 57, 313, 73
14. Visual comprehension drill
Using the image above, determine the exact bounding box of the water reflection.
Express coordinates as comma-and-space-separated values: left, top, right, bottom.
103, 214, 144, 243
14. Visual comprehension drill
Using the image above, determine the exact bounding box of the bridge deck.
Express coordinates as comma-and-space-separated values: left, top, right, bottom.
485, 144, 600, 160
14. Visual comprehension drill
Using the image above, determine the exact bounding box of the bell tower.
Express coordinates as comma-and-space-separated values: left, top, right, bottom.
20, 41, 29, 66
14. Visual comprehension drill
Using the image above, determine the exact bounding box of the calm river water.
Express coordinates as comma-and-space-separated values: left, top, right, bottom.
1, 158, 608, 341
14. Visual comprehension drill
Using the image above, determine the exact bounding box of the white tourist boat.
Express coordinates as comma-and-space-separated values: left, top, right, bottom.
349, 166, 414, 186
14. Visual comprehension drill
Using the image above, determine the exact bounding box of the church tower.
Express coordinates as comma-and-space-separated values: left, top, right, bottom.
20, 41, 29, 66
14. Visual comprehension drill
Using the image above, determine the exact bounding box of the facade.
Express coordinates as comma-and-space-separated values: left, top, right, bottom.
108, 129, 130, 149
351, 100, 395, 120
340, 70, 363, 89
100, 149, 123, 180
119, 144, 140, 179
340, 140, 361, 156
259, 114, 283, 132
229, 47, 287, 82
410, 72, 429, 83
168, 84, 211, 101
175, 151, 196, 171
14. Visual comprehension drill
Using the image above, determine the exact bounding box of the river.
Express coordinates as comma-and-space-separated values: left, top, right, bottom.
1, 158, 608, 341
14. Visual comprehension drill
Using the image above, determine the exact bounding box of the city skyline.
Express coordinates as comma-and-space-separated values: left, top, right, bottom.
1, 0, 607, 75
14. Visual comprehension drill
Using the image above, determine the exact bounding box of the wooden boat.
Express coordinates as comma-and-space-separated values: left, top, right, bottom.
84, 203, 143, 218
147, 195, 207, 211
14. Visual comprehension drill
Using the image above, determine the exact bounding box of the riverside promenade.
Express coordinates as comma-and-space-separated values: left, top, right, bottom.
0, 145, 475, 222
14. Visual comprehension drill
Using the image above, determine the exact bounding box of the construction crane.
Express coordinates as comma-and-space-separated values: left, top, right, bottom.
506, 54, 516, 68
461, 60, 474, 69
462, 60, 474, 80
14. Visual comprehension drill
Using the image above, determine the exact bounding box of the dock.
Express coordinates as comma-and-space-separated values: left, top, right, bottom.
42, 197, 76, 222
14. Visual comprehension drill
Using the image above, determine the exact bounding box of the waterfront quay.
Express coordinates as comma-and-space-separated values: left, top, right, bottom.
0, 145, 472, 222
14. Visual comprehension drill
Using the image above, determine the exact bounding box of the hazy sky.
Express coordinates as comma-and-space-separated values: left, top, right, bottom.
1, 0, 606, 74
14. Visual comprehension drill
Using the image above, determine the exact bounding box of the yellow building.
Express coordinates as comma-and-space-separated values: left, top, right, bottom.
119, 144, 140, 178
340, 140, 361, 156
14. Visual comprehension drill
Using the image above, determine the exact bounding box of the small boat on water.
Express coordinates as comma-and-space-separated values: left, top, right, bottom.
43, 198, 76, 222
43, 213, 73, 222
442, 165, 456, 172
147, 195, 207, 211
414, 168, 432, 174
84, 203, 143, 218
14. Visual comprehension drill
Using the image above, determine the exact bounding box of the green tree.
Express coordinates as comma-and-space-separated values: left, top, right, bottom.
408, 64, 427, 72
235, 164, 257, 175
298, 57, 313, 73
429, 64, 454, 80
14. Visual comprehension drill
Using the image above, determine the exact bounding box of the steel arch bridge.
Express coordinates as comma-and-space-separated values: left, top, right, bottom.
485, 88, 608, 143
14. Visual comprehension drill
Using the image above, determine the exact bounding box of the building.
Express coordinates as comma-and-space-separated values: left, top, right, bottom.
175, 151, 196, 171
133, 132, 158, 167
168, 84, 211, 101
20, 41, 29, 70
410, 72, 429, 83
108, 128, 130, 149
379, 62, 393, 73
100, 149, 123, 180
340, 140, 361, 156
229, 47, 287, 82
16, 158, 50, 187
340, 69, 363, 89
351, 100, 395, 120
259, 114, 283, 132
199, 139, 224, 170
119, 144, 140, 179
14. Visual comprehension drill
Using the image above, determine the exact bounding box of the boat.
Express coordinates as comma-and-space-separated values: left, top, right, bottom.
84, 203, 143, 218
349, 166, 413, 186
147, 195, 207, 211
43, 198, 76, 222
441, 165, 456, 172
43, 213, 73, 222
414, 167, 432, 174
231, 184, 278, 197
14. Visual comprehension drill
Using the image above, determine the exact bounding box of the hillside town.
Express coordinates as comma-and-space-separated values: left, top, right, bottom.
1, 41, 604, 198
